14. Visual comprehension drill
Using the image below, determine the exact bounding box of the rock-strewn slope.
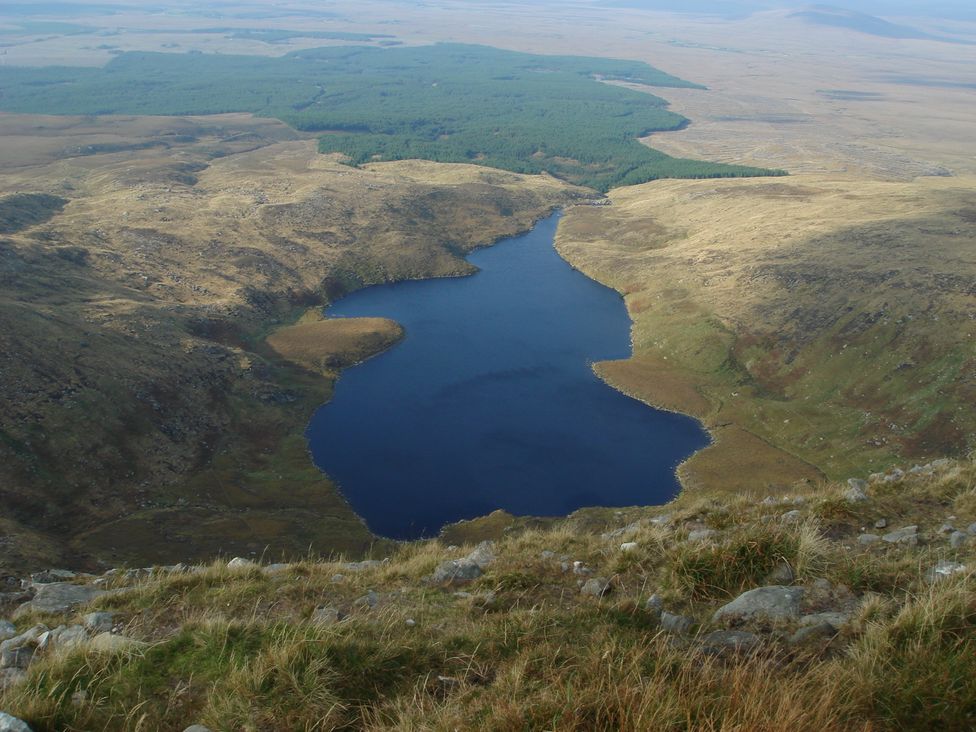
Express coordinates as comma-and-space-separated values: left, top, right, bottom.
1, 459, 973, 730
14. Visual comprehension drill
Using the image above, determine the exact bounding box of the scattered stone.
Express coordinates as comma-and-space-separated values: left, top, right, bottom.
950, 531, 968, 549
649, 514, 671, 526
789, 622, 838, 647
938, 523, 956, 534
712, 586, 805, 626
0, 711, 32, 732
88, 632, 146, 654
882, 526, 918, 546
926, 561, 967, 582
0, 645, 34, 669
183, 726, 212, 732
765, 562, 795, 585
701, 630, 761, 655
405, 618, 416, 627
312, 607, 344, 626
0, 625, 47, 655
645, 594, 664, 618
968, 523, 976, 536
83, 612, 114, 634
0, 622, 14, 643
799, 611, 850, 629
227, 557, 255, 569
331, 574, 345, 583
882, 468, 905, 484
620, 542, 638, 553
687, 529, 717, 542
356, 590, 379, 609
540, 550, 555, 560
580, 577, 612, 598
432, 559, 482, 585
858, 533, 882, 546
844, 479, 869, 503
37, 625, 87, 652
560, 562, 570, 573
262, 563, 290, 575
13, 583, 102, 618
874, 518, 887, 529
29, 569, 76, 586
660, 612, 694, 635
572, 561, 592, 576
780, 510, 803, 523
464, 542, 496, 569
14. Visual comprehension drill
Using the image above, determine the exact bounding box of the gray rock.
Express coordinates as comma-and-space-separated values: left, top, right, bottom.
882, 526, 918, 546
701, 630, 761, 654
968, 522, 976, 536
844, 480, 869, 503
858, 533, 882, 546
926, 561, 967, 582
765, 562, 795, 585
540, 550, 555, 560
29, 569, 76, 586
0, 625, 47, 655
789, 623, 838, 647
331, 574, 344, 583
88, 632, 146, 654
0, 711, 32, 732
580, 577, 612, 598
183, 726, 212, 732
874, 518, 888, 529
432, 559, 482, 585
712, 586, 805, 626
405, 618, 416, 627
356, 590, 379, 609
226, 557, 254, 569
0, 622, 15, 643
311, 606, 344, 626
465, 541, 496, 569
687, 529, 717, 542
13, 583, 103, 618
949, 531, 968, 549
660, 612, 694, 635
572, 561, 591, 576
939, 523, 956, 534
780, 510, 803, 523
0, 645, 34, 669
649, 514, 671, 526
620, 542, 639, 553
37, 624, 87, 652
0, 668, 27, 692
83, 611, 114, 634
799, 611, 850, 629
645, 593, 664, 618
560, 562, 570, 573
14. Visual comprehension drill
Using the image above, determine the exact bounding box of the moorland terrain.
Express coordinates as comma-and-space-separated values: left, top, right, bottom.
0, 0, 973, 576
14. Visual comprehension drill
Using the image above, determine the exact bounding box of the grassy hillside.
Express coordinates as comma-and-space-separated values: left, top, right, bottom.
556, 175, 976, 492
0, 458, 974, 730
0, 44, 782, 191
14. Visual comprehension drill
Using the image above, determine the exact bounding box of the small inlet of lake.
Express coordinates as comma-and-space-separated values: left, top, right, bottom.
306, 212, 709, 540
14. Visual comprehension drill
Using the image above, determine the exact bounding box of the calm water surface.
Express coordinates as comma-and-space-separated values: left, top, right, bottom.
307, 213, 709, 539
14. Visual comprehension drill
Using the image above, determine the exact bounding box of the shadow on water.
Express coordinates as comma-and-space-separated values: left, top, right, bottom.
306, 212, 709, 539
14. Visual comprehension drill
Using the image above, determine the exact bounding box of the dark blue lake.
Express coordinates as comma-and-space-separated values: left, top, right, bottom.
306, 212, 709, 539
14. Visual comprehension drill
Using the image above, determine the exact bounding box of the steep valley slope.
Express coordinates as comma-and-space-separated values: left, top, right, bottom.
0, 114, 586, 575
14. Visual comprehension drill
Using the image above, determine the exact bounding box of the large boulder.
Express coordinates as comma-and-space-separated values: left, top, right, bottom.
712, 586, 805, 626
0, 622, 15, 643
13, 583, 103, 618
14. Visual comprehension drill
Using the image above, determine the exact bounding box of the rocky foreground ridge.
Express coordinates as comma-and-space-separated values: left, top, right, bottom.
1, 457, 975, 730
